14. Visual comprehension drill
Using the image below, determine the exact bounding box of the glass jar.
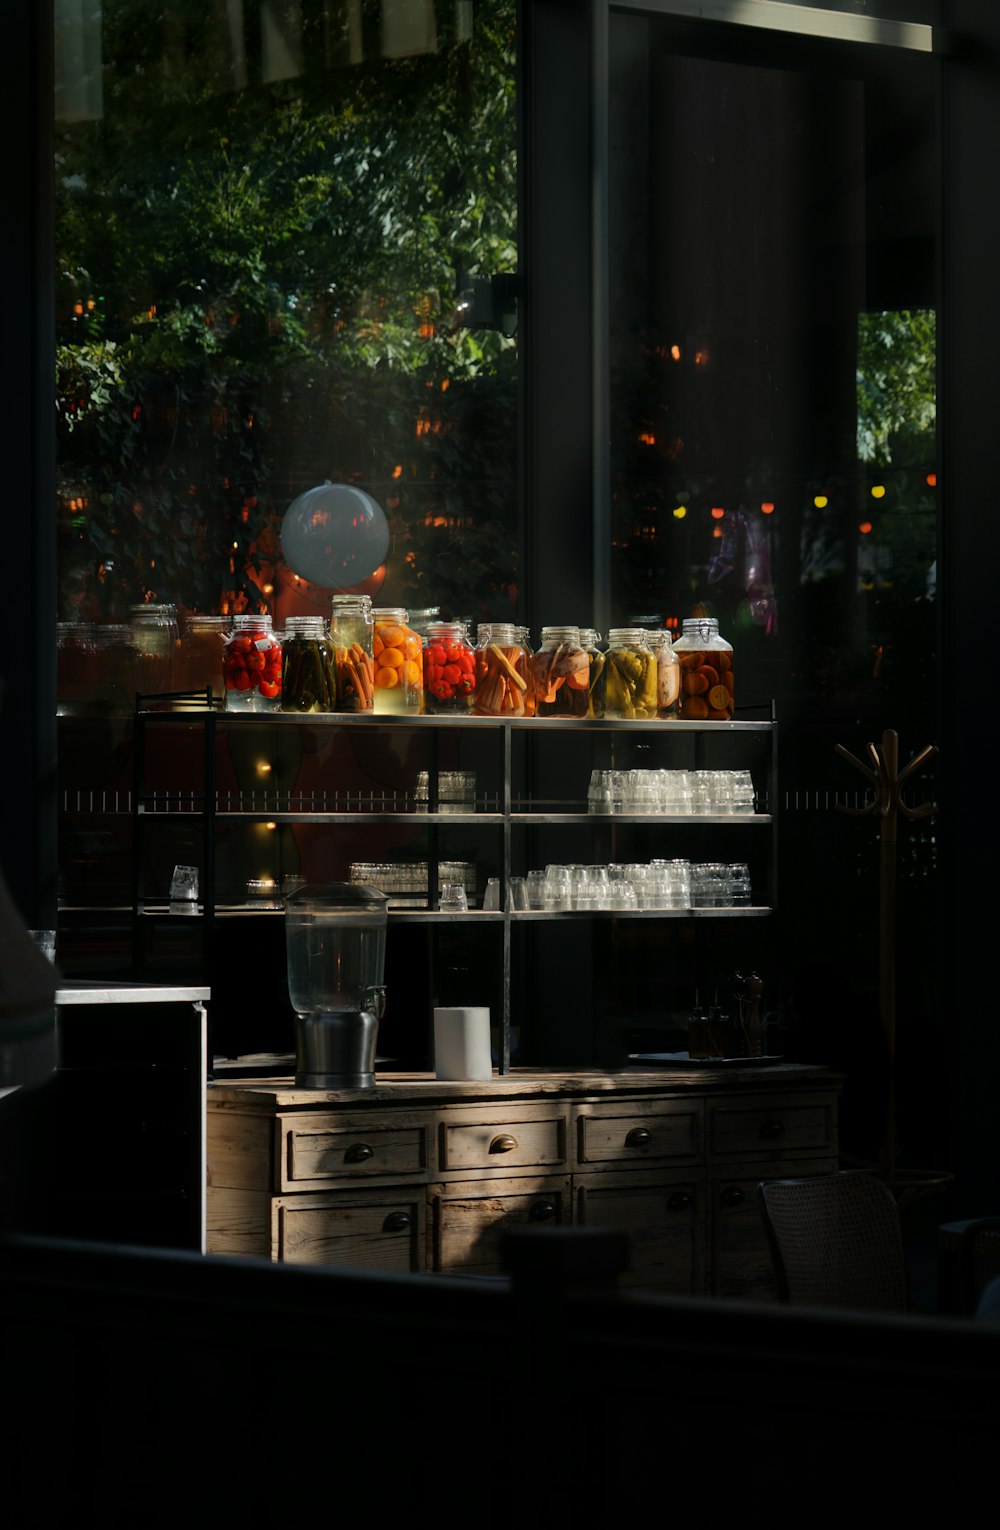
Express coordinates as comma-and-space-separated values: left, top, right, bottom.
56, 621, 97, 714
474, 622, 530, 716
603, 629, 659, 720
93, 623, 134, 715
372, 607, 423, 714
648, 629, 680, 719
281, 615, 337, 712
578, 627, 605, 718
531, 625, 590, 718
329, 594, 375, 712
423, 620, 476, 713
673, 616, 734, 720
128, 603, 179, 698
222, 613, 282, 711
173, 613, 229, 703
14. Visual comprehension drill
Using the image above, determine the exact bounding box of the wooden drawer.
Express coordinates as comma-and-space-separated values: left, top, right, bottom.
437, 1104, 568, 1176
277, 1111, 431, 1191
575, 1170, 704, 1295
429, 1173, 571, 1275
273, 1189, 426, 1272
573, 1097, 703, 1168
707, 1090, 838, 1163
708, 1151, 836, 1301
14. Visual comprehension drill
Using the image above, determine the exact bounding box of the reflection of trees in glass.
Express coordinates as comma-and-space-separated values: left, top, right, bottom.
55, 1, 517, 627
856, 308, 936, 466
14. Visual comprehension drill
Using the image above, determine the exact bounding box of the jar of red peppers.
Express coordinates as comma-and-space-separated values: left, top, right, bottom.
673, 616, 734, 720
423, 620, 476, 712
329, 594, 375, 712
474, 623, 530, 716
223, 613, 282, 711
372, 607, 423, 714
531, 626, 590, 718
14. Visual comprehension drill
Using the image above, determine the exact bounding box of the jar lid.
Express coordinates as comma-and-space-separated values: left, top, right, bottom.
284, 615, 328, 635
607, 628, 652, 645
374, 607, 408, 622
682, 616, 719, 631
232, 612, 274, 631
539, 625, 582, 643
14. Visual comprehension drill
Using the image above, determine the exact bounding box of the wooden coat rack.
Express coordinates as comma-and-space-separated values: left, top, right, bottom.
834, 729, 938, 1189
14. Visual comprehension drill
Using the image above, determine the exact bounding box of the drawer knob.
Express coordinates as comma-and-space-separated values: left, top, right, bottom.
529, 1200, 557, 1222
720, 1186, 745, 1206
667, 1191, 692, 1211
490, 1134, 518, 1153
625, 1127, 652, 1148
344, 1142, 375, 1163
758, 1120, 786, 1140
382, 1212, 412, 1233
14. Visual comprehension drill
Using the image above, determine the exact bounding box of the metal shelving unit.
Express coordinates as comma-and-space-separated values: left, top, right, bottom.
131, 699, 777, 1073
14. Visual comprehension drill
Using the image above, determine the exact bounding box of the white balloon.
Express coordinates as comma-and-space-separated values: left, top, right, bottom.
280, 481, 390, 589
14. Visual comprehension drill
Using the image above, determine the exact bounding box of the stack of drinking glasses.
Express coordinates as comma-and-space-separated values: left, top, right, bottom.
518, 858, 752, 910
588, 768, 755, 815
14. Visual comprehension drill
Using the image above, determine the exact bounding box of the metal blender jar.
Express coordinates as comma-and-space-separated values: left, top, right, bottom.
283, 882, 388, 1088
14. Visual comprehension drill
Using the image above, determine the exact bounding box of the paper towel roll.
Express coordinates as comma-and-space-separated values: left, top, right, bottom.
433, 1006, 493, 1082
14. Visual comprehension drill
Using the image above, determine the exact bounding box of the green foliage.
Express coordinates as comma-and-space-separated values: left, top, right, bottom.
856, 308, 936, 466
55, 0, 518, 623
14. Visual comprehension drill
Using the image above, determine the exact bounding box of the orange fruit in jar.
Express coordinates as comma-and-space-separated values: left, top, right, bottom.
708, 684, 730, 711
403, 633, 422, 659
377, 624, 405, 648
403, 659, 422, 686
699, 665, 720, 688
373, 633, 384, 658
717, 652, 732, 670
375, 666, 400, 689
724, 669, 735, 695
679, 653, 701, 670
379, 646, 405, 670
683, 670, 709, 695
707, 708, 730, 720
682, 695, 709, 719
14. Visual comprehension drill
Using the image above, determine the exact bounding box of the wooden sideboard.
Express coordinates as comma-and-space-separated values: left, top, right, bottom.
206, 1063, 841, 1300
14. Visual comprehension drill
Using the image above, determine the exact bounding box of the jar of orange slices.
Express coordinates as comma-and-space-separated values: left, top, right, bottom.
372, 607, 424, 714
673, 616, 734, 720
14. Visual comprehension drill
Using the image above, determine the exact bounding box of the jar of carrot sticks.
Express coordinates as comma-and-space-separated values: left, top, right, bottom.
329, 594, 376, 712
474, 623, 531, 717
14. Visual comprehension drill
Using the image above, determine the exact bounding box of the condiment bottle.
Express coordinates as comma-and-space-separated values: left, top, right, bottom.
673, 616, 734, 720
223, 613, 282, 710
474, 622, 530, 716
423, 620, 476, 712
579, 628, 605, 718
281, 615, 337, 712
372, 607, 423, 714
531, 626, 590, 718
603, 628, 658, 719
329, 594, 375, 712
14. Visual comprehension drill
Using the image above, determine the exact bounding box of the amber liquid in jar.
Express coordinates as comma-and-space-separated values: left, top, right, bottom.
674, 617, 734, 721
532, 626, 590, 718
329, 595, 375, 712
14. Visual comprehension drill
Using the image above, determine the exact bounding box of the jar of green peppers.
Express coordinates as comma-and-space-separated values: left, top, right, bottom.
603, 628, 659, 720
281, 616, 337, 712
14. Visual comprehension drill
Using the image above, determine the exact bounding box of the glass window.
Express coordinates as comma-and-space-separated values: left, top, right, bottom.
608, 8, 940, 1155
54, 0, 519, 645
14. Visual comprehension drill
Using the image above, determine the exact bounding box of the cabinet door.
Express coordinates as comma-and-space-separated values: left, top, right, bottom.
429, 1173, 571, 1276
574, 1170, 704, 1295
273, 1189, 425, 1273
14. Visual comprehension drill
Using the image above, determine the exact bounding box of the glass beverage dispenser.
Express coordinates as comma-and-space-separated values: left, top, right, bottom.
284, 883, 388, 1088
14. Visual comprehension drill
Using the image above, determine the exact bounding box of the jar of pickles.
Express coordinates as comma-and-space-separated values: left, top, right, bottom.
222, 613, 282, 711
603, 629, 659, 719
474, 623, 530, 716
372, 607, 423, 714
329, 594, 375, 712
648, 629, 680, 719
673, 616, 734, 720
281, 615, 337, 712
531, 626, 590, 718
578, 628, 605, 719
423, 620, 476, 712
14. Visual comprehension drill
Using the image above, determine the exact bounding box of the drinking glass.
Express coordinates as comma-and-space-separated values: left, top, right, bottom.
439, 883, 469, 912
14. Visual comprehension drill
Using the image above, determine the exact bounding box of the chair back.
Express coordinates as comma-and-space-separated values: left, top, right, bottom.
757, 1170, 909, 1312
958, 1217, 1000, 1317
